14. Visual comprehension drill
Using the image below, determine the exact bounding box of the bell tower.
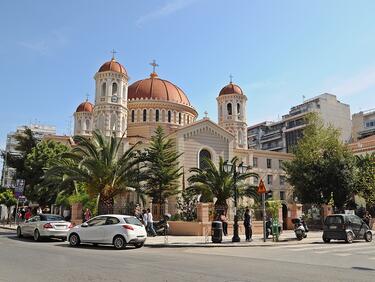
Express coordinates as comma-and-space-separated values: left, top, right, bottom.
217, 76, 248, 149
93, 52, 129, 138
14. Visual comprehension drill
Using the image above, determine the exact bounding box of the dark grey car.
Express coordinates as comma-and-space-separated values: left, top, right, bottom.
322, 214, 373, 243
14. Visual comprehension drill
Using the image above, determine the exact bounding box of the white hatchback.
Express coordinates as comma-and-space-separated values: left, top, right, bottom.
67, 214, 147, 249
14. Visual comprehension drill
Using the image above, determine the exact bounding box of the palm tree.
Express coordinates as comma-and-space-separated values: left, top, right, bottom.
46, 130, 141, 214
188, 156, 259, 215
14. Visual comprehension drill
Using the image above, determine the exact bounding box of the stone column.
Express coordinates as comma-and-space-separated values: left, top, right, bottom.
197, 203, 210, 223
71, 203, 83, 225
287, 203, 303, 230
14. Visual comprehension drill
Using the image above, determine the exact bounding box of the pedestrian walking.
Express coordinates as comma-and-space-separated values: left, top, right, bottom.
25, 208, 32, 220
244, 208, 252, 242
147, 208, 157, 236
363, 211, 372, 227
84, 208, 92, 222
220, 211, 228, 236
142, 209, 148, 227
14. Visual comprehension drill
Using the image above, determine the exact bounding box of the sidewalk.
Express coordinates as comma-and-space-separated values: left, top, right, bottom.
0, 224, 17, 231
144, 230, 324, 248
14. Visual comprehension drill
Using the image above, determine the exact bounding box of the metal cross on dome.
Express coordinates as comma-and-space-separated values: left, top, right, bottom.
111, 49, 117, 59
204, 111, 208, 117
150, 59, 159, 73
229, 74, 233, 83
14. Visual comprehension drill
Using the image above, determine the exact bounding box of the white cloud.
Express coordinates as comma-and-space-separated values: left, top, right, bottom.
18, 30, 68, 55
136, 0, 198, 26
328, 68, 375, 97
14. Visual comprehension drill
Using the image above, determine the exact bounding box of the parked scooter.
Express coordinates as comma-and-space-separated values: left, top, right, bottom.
292, 218, 308, 240
152, 213, 171, 236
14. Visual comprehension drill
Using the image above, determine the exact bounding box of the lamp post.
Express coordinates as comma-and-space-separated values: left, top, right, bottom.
224, 161, 247, 243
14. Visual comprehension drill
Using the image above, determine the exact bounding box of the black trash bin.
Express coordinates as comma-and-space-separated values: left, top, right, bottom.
211, 221, 223, 243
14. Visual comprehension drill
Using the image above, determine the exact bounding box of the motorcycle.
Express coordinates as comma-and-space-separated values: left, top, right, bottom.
292, 218, 308, 240
151, 213, 171, 236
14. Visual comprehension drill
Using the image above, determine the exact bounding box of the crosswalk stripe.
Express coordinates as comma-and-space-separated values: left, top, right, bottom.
369, 257, 375, 260
290, 244, 372, 252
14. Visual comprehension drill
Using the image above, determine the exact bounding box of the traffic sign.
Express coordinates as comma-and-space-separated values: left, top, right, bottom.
257, 179, 267, 194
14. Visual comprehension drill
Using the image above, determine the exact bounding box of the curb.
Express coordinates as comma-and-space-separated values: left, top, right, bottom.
144, 240, 320, 248
0, 226, 17, 231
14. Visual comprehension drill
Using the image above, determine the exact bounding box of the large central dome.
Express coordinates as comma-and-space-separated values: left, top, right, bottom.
128, 72, 191, 106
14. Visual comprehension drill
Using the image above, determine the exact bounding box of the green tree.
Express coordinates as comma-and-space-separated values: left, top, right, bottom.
176, 189, 198, 221
1, 128, 38, 181
188, 156, 258, 215
0, 189, 17, 223
353, 153, 375, 208
24, 140, 69, 206
283, 113, 355, 209
46, 130, 141, 214
142, 126, 183, 215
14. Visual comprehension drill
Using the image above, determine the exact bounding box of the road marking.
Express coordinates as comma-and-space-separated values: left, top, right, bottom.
290, 244, 371, 252
369, 257, 375, 260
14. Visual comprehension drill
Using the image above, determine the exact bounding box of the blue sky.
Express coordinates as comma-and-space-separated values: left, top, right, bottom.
1, 0, 375, 153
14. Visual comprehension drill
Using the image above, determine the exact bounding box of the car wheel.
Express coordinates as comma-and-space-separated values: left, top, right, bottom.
297, 234, 303, 241
16, 227, 22, 238
364, 231, 372, 242
69, 233, 80, 247
135, 242, 144, 249
323, 236, 331, 243
345, 231, 354, 244
33, 229, 41, 242
113, 235, 126, 250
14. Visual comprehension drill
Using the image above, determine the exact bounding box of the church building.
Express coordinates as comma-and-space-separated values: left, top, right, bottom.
73, 56, 295, 228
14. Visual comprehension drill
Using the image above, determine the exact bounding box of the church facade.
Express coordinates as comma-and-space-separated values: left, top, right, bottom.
73, 56, 294, 227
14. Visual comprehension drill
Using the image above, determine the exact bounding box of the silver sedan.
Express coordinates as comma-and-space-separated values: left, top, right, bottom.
17, 214, 72, 241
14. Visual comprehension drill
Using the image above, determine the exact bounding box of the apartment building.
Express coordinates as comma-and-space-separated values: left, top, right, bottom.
248, 93, 351, 153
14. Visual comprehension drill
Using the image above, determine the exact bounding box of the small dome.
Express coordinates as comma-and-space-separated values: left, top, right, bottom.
128, 72, 191, 106
98, 58, 127, 75
76, 101, 94, 113
219, 82, 243, 96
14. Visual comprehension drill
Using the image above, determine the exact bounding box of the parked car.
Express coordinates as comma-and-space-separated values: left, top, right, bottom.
17, 214, 72, 241
67, 214, 147, 249
322, 214, 373, 243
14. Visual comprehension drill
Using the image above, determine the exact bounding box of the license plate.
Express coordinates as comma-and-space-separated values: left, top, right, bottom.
55, 225, 66, 230
329, 226, 337, 229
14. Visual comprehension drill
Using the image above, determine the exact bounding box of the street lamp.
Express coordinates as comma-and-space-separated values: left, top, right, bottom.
223, 161, 248, 243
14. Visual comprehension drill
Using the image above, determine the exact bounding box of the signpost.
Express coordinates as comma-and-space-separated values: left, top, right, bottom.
257, 179, 267, 242
13, 179, 25, 225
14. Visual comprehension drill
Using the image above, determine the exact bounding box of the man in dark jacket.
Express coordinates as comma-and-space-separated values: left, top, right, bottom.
244, 208, 252, 242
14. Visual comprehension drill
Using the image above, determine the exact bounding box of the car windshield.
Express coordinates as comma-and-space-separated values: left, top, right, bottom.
40, 214, 65, 221
124, 217, 143, 226
325, 216, 343, 225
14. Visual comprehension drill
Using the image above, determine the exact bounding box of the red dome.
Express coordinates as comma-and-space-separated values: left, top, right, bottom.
76, 101, 94, 113
128, 73, 191, 106
98, 58, 127, 75
219, 82, 243, 96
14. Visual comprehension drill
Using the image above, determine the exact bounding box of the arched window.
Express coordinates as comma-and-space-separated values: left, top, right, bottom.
110, 113, 117, 131
168, 111, 171, 123
85, 119, 90, 131
101, 83, 106, 96
77, 119, 82, 131
122, 85, 126, 99
131, 110, 135, 122
156, 109, 160, 122
98, 114, 105, 130
237, 103, 240, 115
238, 131, 243, 144
227, 103, 232, 115
143, 109, 147, 122
112, 82, 118, 95
199, 149, 212, 169
178, 113, 181, 124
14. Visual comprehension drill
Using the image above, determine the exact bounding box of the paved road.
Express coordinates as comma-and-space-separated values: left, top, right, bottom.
0, 228, 374, 282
